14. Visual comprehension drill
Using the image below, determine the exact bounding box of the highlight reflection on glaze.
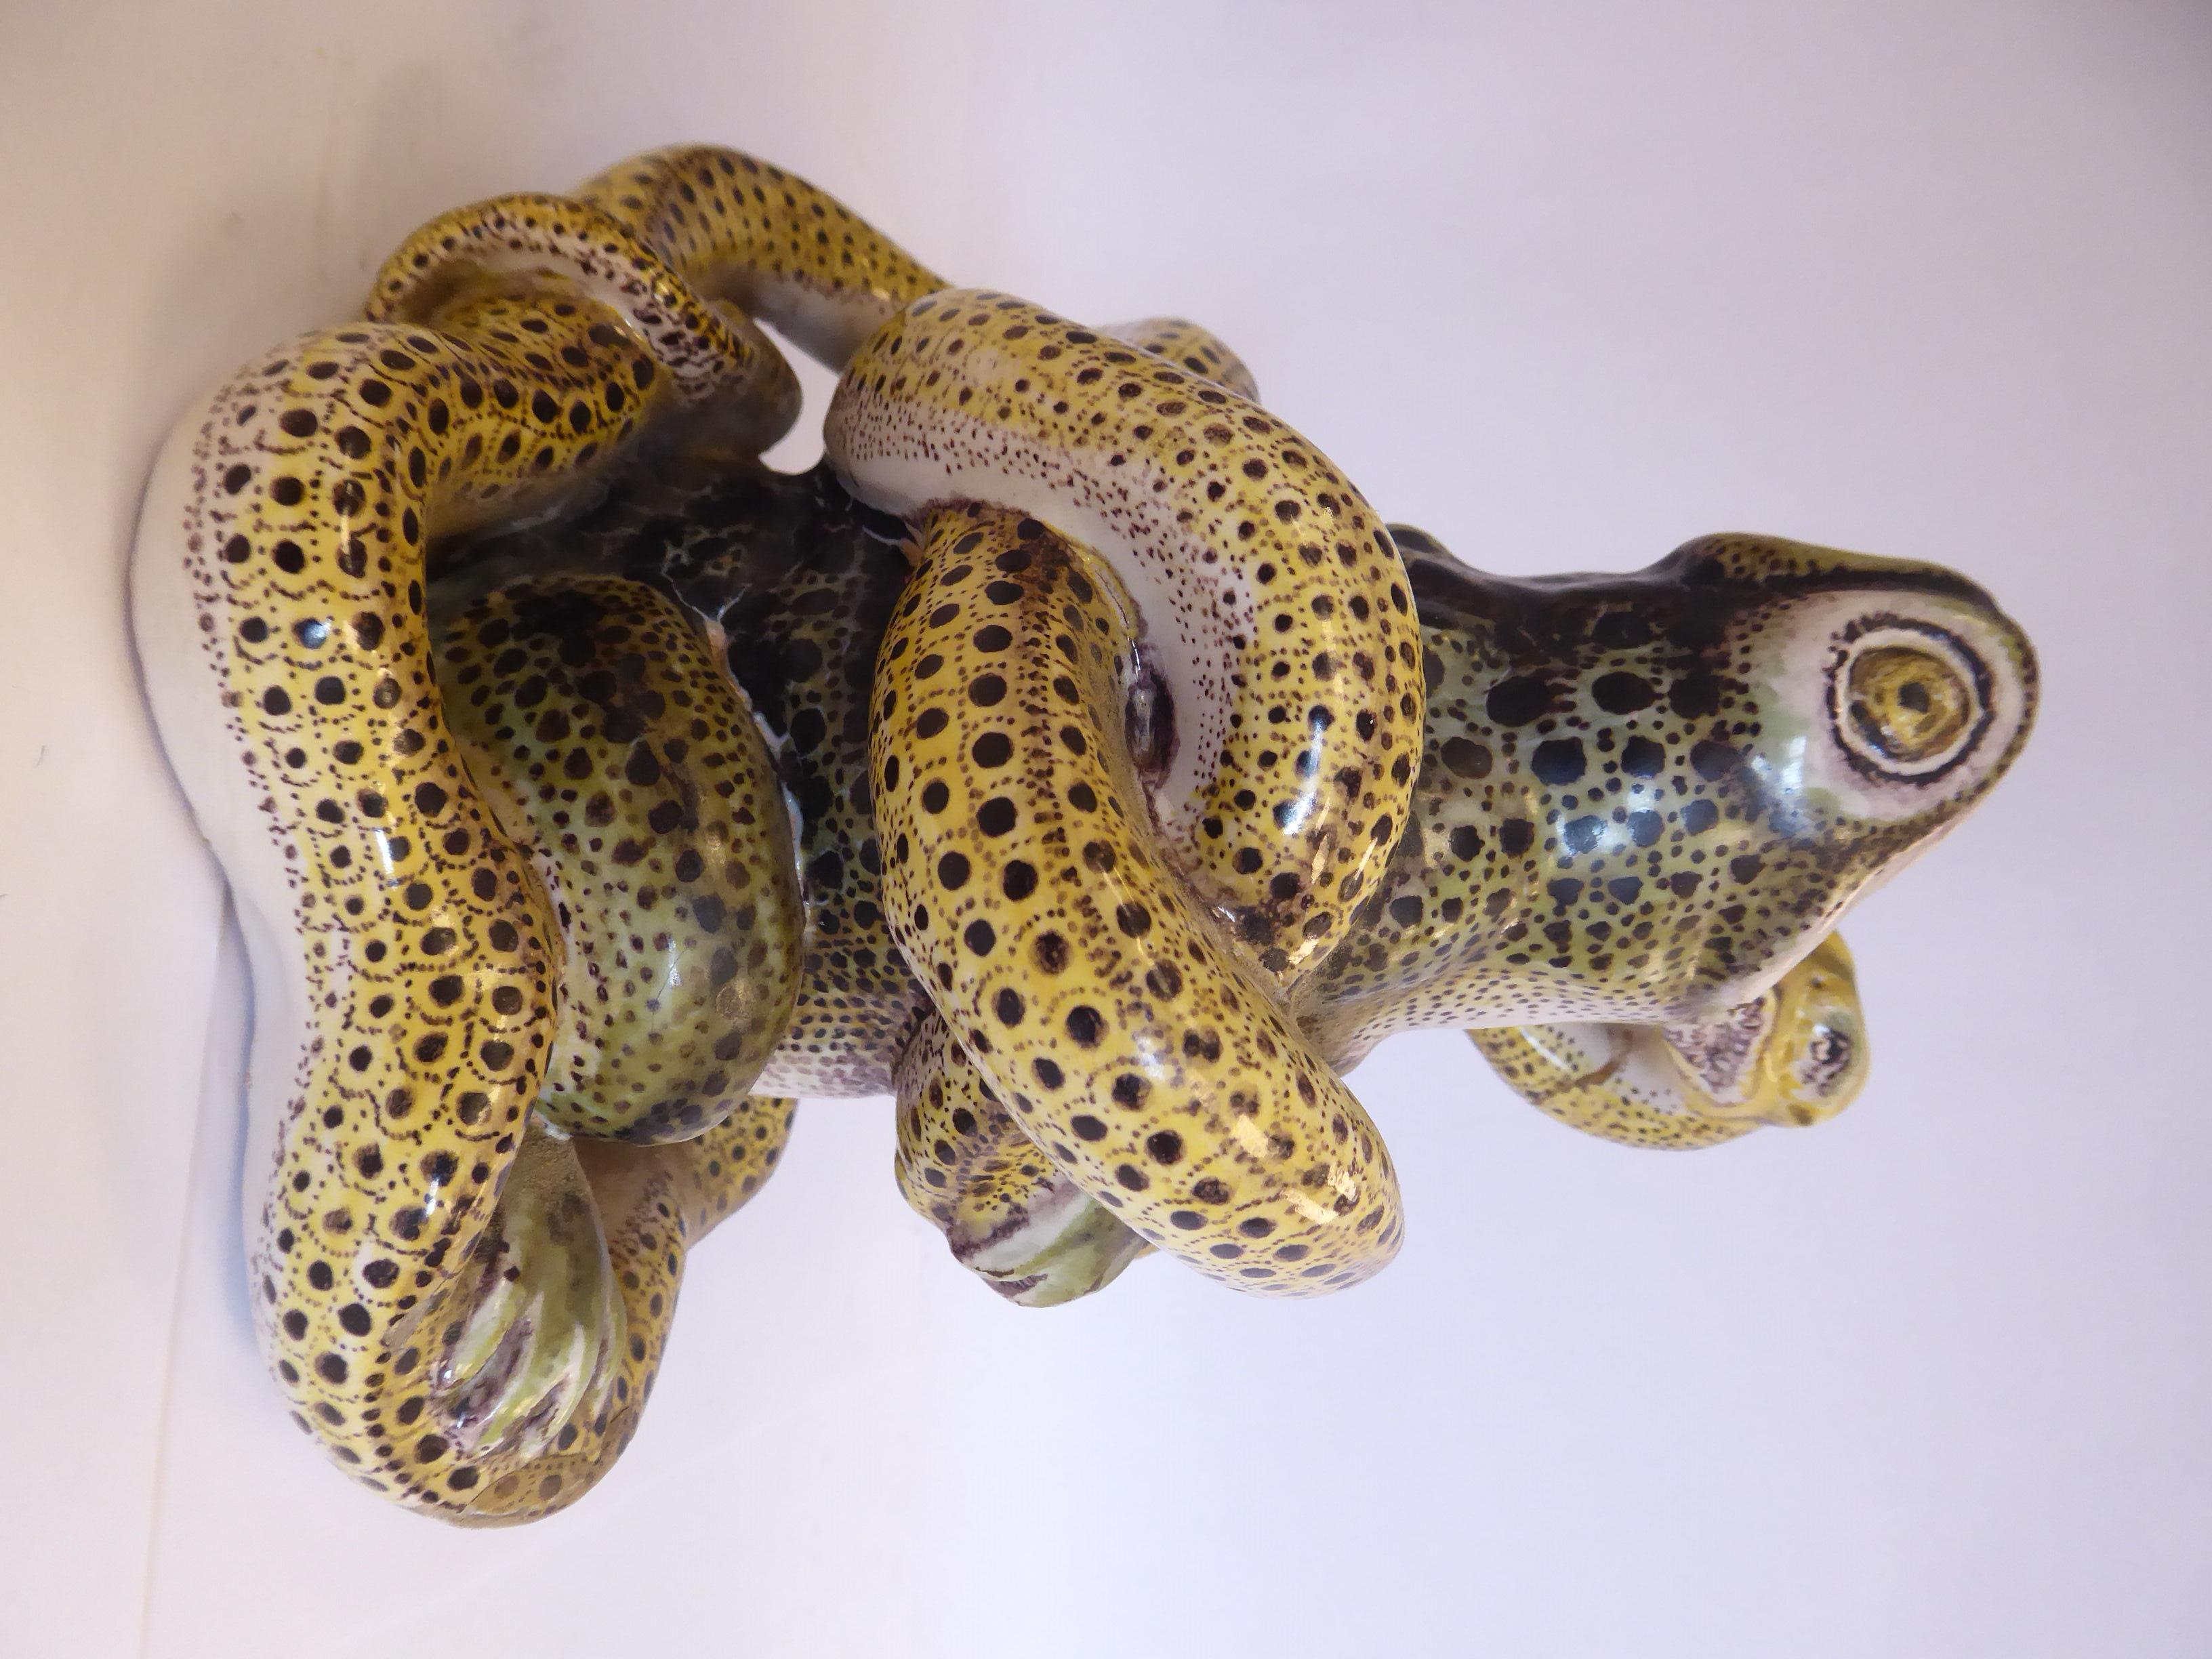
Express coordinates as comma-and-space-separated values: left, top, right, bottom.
132, 145, 2036, 1526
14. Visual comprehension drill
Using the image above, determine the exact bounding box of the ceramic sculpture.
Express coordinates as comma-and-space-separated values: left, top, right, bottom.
131, 146, 2037, 1524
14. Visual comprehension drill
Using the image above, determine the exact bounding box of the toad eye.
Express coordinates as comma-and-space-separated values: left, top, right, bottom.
1829, 620, 1990, 781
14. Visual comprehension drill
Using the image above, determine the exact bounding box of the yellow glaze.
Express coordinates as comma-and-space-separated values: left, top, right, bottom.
1101, 316, 1261, 402
134, 146, 935, 1519
1302, 528, 2036, 1050
894, 1015, 1149, 1305
829, 289, 1425, 979
434, 574, 804, 1141
872, 510, 1402, 1292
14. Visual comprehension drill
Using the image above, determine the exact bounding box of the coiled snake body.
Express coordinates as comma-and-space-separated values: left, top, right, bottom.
132, 148, 2037, 1522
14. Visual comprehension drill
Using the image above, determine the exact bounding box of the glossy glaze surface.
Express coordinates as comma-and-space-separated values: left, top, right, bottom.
133, 144, 2036, 1525
133, 146, 939, 1521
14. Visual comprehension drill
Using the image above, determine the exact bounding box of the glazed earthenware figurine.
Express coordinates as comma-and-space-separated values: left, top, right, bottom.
131, 146, 2037, 1525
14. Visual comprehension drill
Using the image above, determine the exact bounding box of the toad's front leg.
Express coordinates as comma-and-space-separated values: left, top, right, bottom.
421, 1096, 796, 1524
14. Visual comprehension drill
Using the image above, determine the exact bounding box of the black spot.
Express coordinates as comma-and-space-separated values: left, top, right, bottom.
1486, 675, 1557, 725
1671, 673, 1723, 718
1690, 739, 1740, 781
1440, 737, 1492, 779
1621, 736, 1666, 777
1530, 739, 1586, 785
1593, 672, 1656, 713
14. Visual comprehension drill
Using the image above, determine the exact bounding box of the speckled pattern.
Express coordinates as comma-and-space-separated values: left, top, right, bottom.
136, 142, 2041, 1518
872, 508, 1404, 1292
368, 192, 802, 454
894, 1014, 1149, 1305
1101, 316, 1261, 402
427, 447, 2038, 1288
830, 289, 1424, 979
1471, 933, 1868, 1148
440, 451, 933, 1097
134, 146, 939, 1521
572, 146, 943, 364
1303, 527, 2039, 1067
133, 294, 695, 1519
433, 573, 803, 1142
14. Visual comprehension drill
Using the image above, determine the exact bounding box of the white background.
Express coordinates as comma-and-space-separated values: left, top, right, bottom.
2, 3, 2207, 1654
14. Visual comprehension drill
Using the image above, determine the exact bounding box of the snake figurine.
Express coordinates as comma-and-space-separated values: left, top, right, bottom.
132, 146, 2037, 1523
